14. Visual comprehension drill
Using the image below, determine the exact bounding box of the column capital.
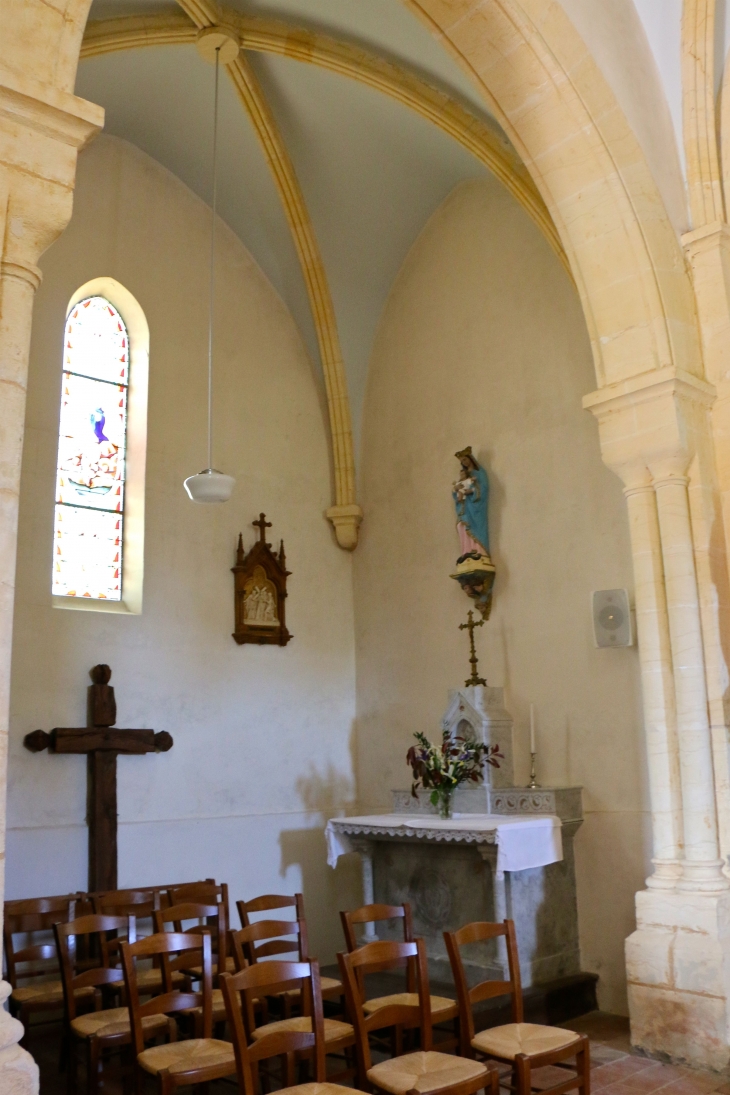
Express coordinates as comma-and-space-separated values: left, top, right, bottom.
681, 220, 730, 256
0, 70, 103, 152
583, 366, 715, 418
0, 72, 103, 269
584, 367, 715, 487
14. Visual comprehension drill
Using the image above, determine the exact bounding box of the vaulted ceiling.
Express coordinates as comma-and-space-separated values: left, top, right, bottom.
77, 0, 552, 454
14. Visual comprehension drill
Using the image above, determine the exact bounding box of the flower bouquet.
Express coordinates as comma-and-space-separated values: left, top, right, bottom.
406, 730, 503, 819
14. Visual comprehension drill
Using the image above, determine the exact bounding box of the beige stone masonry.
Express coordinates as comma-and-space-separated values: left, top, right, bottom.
627, 888, 730, 1069
682, 0, 725, 227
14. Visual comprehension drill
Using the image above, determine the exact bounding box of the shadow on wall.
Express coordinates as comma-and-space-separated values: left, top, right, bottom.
279, 745, 362, 964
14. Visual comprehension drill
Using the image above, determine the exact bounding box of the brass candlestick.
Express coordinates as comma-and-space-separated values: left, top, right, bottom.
459, 610, 486, 687
527, 752, 539, 789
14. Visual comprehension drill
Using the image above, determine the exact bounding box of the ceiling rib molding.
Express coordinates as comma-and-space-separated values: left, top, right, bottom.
81, 12, 569, 273
226, 50, 360, 546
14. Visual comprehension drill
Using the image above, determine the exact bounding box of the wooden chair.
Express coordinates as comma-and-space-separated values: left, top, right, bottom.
54, 913, 172, 1095
221, 957, 354, 1095
4, 894, 81, 1040
338, 937, 495, 1095
120, 930, 236, 1093
154, 902, 228, 1023
444, 921, 589, 1095
341, 903, 458, 1041
92, 889, 172, 995
167, 881, 229, 930
238, 892, 343, 1008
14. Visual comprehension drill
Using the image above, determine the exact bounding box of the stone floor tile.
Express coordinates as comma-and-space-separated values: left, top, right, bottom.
591, 1058, 659, 1090
676, 1070, 729, 1092
600, 1064, 680, 1095
591, 1045, 630, 1065
530, 1065, 578, 1089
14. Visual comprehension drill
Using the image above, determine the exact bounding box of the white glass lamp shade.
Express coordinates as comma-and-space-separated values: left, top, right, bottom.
184, 468, 236, 503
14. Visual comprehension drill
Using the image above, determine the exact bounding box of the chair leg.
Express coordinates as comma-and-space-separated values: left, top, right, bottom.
515, 1053, 531, 1095
67, 1038, 78, 1095
159, 1068, 175, 1095
577, 1035, 590, 1095
59, 1026, 70, 1073
87, 1037, 101, 1095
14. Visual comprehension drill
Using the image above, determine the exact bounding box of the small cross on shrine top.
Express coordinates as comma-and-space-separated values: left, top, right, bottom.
24, 665, 173, 892
459, 610, 487, 687
252, 512, 272, 543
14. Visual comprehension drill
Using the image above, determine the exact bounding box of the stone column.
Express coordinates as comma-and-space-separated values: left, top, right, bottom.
584, 379, 684, 889
586, 370, 730, 1069
652, 468, 726, 890
683, 224, 730, 868
0, 73, 102, 1090
622, 482, 683, 888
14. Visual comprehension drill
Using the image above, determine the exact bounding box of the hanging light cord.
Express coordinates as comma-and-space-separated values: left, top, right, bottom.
207, 46, 221, 471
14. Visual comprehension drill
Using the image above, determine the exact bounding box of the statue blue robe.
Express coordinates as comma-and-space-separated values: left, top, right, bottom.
453, 465, 489, 555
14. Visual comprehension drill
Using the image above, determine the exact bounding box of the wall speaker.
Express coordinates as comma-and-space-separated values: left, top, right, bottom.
592, 589, 632, 647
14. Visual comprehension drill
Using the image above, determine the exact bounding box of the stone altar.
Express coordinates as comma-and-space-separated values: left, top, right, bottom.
329, 685, 584, 991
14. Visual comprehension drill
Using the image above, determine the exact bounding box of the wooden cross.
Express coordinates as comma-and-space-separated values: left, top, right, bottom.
23, 664, 173, 892
252, 512, 272, 542
459, 610, 487, 687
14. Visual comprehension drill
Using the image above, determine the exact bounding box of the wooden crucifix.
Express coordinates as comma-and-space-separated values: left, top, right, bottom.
23, 665, 173, 892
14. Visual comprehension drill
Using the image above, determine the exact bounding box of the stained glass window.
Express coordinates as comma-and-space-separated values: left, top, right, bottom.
52, 296, 129, 601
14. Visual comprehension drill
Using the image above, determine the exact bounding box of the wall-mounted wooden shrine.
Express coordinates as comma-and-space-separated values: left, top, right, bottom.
232, 513, 292, 646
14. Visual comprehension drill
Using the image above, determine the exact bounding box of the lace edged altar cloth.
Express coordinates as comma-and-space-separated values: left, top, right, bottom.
325, 813, 562, 879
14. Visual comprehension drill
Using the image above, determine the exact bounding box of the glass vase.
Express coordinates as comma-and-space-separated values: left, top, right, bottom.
438, 790, 454, 820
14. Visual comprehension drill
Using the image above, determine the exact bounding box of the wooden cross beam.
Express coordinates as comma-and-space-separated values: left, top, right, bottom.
24, 664, 173, 892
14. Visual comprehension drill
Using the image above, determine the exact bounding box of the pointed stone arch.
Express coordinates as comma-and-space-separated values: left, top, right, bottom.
402, 0, 701, 388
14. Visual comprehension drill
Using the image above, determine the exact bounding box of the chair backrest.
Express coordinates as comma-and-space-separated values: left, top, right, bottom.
54, 914, 136, 1022
220, 959, 325, 1095
443, 919, 523, 1045
237, 893, 309, 963
121, 931, 214, 1056
167, 881, 229, 927
337, 938, 432, 1072
154, 901, 227, 981
340, 902, 414, 952
229, 918, 306, 973
341, 902, 416, 994
92, 890, 161, 965
92, 889, 160, 917
4, 894, 78, 989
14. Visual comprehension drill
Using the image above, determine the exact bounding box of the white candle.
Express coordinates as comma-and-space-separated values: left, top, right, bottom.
530, 704, 536, 754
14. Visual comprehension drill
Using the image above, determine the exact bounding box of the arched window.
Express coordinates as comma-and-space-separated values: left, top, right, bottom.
52, 280, 148, 613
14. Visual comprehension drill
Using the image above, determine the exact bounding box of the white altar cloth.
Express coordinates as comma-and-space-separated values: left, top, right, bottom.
325, 813, 562, 878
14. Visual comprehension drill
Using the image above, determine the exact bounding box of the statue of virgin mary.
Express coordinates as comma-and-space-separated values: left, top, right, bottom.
451, 447, 495, 619
453, 447, 489, 560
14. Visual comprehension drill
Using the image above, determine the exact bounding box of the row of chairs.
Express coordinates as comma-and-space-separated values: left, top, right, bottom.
4, 880, 229, 1035
4, 883, 590, 1095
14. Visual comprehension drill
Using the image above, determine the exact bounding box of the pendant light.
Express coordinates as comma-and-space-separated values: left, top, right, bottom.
185, 27, 239, 504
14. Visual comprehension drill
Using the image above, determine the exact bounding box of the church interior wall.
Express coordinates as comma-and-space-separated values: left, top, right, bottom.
354, 176, 648, 1015
6, 132, 361, 964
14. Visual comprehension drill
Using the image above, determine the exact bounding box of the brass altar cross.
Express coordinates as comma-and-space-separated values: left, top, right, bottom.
459, 610, 487, 687
23, 665, 173, 892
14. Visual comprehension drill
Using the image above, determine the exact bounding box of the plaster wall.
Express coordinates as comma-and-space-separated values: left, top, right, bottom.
6, 134, 360, 962
355, 177, 648, 1015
